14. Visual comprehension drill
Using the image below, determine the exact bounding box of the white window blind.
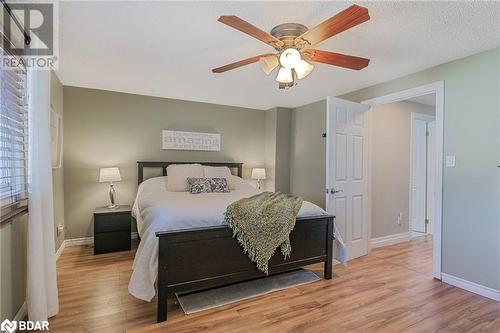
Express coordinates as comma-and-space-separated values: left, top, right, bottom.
0, 53, 28, 221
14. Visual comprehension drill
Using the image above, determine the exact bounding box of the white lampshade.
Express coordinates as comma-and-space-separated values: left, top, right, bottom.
294, 60, 314, 79
279, 48, 301, 69
99, 167, 121, 183
259, 55, 279, 75
275, 67, 293, 83
251, 168, 266, 180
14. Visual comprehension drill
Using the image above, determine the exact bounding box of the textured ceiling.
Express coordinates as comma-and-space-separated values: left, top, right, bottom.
58, 1, 500, 110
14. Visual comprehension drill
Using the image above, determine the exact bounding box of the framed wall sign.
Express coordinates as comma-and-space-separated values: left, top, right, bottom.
162, 130, 221, 151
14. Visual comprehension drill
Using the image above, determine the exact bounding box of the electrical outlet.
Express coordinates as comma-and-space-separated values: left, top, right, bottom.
57, 224, 64, 237
397, 213, 403, 225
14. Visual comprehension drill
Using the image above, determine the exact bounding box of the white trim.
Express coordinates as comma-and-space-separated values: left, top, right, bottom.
64, 236, 93, 246
410, 232, 428, 240
371, 232, 410, 248
55, 241, 65, 261
366, 107, 373, 253
64, 232, 138, 247
362, 81, 444, 280
441, 273, 500, 302
362, 82, 443, 107
12, 302, 27, 331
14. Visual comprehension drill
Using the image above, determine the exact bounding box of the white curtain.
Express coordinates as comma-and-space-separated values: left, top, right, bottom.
26, 68, 59, 321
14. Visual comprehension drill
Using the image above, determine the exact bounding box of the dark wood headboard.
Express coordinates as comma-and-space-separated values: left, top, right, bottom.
137, 161, 243, 185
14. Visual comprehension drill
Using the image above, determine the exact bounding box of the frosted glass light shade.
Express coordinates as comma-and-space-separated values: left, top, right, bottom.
295, 60, 314, 79
279, 48, 300, 69
275, 67, 293, 83
99, 167, 122, 182
259, 55, 279, 75
251, 168, 266, 180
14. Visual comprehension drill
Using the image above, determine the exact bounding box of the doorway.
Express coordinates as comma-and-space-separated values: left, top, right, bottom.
326, 81, 444, 280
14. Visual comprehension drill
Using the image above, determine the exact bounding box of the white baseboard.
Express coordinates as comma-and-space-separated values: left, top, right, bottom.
441, 273, 500, 302
64, 232, 139, 247
65, 236, 93, 246
371, 232, 410, 249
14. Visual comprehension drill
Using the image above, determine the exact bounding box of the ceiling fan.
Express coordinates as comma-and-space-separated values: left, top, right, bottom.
212, 4, 370, 89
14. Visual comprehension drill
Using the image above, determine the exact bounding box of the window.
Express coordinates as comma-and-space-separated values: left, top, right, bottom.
0, 51, 28, 222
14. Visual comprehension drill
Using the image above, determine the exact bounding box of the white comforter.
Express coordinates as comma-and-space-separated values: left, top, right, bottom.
128, 176, 327, 301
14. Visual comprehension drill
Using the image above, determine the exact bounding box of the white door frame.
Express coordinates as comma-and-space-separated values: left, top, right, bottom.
409, 112, 435, 238
361, 81, 444, 280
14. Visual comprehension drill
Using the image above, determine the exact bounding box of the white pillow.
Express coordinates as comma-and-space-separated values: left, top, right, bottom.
166, 164, 204, 191
203, 166, 236, 190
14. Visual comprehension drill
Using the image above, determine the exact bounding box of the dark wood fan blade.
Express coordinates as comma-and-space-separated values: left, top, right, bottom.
295, 5, 369, 49
218, 16, 284, 49
212, 53, 274, 73
304, 49, 369, 70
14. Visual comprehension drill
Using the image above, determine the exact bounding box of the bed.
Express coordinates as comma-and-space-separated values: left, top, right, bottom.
129, 161, 335, 322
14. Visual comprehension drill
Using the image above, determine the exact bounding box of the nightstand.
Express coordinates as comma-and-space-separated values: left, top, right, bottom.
93, 205, 131, 255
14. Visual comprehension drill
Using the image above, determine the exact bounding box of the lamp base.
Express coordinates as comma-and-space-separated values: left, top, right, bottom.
108, 184, 118, 209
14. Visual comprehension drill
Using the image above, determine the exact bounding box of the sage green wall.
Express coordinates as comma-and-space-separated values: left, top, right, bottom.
265, 107, 292, 193
51, 71, 65, 250
0, 215, 27, 321
264, 109, 277, 192
371, 101, 435, 239
63, 87, 267, 239
341, 47, 500, 290
275, 108, 292, 193
290, 100, 326, 208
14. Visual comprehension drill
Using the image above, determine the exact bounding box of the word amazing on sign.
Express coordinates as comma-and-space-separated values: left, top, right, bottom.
162, 130, 221, 151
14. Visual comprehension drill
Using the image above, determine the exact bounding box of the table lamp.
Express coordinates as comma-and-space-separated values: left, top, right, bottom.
99, 167, 121, 209
251, 167, 266, 190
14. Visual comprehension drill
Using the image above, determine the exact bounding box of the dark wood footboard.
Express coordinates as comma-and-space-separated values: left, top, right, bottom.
155, 215, 334, 322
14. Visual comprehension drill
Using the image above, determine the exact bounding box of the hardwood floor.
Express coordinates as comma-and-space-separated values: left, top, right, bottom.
49, 236, 500, 332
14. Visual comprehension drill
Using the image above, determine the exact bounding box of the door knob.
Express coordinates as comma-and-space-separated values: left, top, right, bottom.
331, 188, 343, 194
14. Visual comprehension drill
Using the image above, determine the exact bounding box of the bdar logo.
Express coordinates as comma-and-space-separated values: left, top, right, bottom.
0, 319, 17, 333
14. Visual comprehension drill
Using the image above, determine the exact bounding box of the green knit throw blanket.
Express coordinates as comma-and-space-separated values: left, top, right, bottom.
224, 192, 303, 274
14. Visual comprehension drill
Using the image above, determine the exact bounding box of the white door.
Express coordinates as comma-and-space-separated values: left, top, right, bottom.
411, 119, 428, 234
410, 115, 436, 236
326, 97, 369, 260
426, 121, 436, 235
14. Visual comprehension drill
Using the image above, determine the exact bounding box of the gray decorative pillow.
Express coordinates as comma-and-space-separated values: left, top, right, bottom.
187, 177, 212, 194
209, 178, 230, 193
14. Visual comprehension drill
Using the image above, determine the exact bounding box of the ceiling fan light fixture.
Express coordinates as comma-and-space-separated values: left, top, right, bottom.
279, 48, 301, 69
275, 67, 293, 83
213, 5, 371, 89
295, 60, 314, 79
259, 55, 279, 75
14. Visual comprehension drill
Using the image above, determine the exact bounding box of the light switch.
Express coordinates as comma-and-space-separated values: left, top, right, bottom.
445, 155, 456, 167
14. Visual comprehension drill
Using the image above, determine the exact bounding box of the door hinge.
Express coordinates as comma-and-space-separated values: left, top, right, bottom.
426, 131, 430, 137
425, 218, 429, 225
